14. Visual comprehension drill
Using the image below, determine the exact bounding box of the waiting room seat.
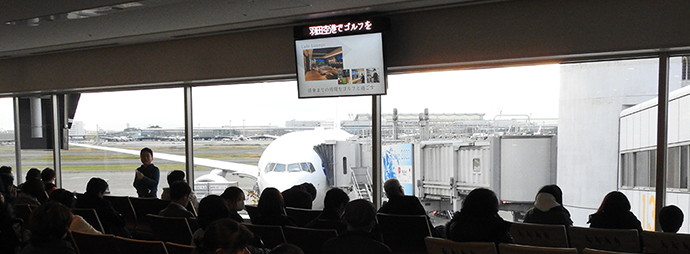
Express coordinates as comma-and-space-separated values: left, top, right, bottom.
72, 208, 105, 233
424, 237, 497, 254
510, 222, 569, 247
641, 230, 690, 254
70, 231, 120, 254
115, 236, 168, 254
128, 197, 170, 232
498, 243, 577, 254
103, 195, 137, 231
567, 226, 641, 253
242, 223, 286, 249
283, 226, 337, 254
285, 207, 322, 227
147, 214, 194, 245
186, 217, 200, 232
377, 213, 432, 254
165, 242, 195, 254
245, 205, 260, 223
581, 248, 642, 254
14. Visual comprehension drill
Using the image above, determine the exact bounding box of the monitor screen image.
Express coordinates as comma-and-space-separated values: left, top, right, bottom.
295, 32, 386, 98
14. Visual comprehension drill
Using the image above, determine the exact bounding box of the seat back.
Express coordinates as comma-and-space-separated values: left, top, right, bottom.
283, 226, 337, 254
285, 207, 322, 227
147, 214, 193, 245
567, 226, 640, 253
245, 205, 260, 223
115, 236, 168, 254
186, 217, 200, 232
70, 231, 120, 254
128, 197, 170, 232
103, 195, 137, 231
165, 242, 195, 254
424, 237, 498, 254
72, 208, 106, 233
581, 248, 641, 254
242, 223, 286, 249
498, 243, 578, 254
641, 230, 690, 254
377, 213, 432, 254
510, 222, 569, 247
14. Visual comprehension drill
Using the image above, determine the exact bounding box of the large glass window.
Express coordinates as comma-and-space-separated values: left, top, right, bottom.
0, 98, 16, 183
63, 88, 185, 196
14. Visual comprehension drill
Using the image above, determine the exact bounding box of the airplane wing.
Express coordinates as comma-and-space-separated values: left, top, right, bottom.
71, 143, 259, 179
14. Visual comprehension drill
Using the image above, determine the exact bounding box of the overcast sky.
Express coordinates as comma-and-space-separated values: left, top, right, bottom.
0, 64, 560, 131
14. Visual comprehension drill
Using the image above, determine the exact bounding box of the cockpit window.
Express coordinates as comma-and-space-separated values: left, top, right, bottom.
288, 163, 301, 172
274, 164, 286, 172
265, 162, 316, 173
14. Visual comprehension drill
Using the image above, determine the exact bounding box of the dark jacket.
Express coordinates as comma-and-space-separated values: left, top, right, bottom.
75, 194, 130, 237
447, 212, 513, 244
158, 203, 194, 218
228, 210, 245, 223
322, 230, 392, 254
588, 211, 642, 231
306, 209, 346, 233
524, 206, 573, 226
133, 164, 160, 198
21, 239, 77, 254
378, 195, 437, 236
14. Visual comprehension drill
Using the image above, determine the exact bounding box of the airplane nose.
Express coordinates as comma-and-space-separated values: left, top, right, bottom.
259, 172, 301, 191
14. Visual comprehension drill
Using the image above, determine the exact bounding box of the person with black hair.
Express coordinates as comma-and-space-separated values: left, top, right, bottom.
133, 147, 160, 198
14, 178, 47, 206
20, 201, 77, 254
255, 188, 296, 227
270, 244, 304, 254
523, 184, 573, 226
159, 181, 194, 218
322, 199, 392, 254
220, 186, 246, 223
49, 189, 102, 234
194, 218, 254, 254
587, 191, 642, 231
306, 188, 349, 233
447, 188, 513, 244
659, 205, 684, 233
75, 177, 131, 237
161, 170, 199, 208
41, 168, 57, 196
282, 183, 316, 209
17, 168, 41, 192
0, 173, 22, 254
1, 172, 17, 203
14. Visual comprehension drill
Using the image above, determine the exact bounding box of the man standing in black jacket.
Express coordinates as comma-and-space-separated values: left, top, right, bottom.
133, 147, 159, 198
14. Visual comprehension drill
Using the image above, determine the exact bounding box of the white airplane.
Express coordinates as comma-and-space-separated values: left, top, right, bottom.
71, 129, 355, 209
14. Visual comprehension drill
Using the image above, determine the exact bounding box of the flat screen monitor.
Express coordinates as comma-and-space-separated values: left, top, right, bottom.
294, 20, 387, 98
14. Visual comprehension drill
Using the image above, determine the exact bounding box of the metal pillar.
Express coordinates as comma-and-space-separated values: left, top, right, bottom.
13, 97, 22, 185
655, 54, 669, 231
372, 95, 382, 208
184, 87, 195, 186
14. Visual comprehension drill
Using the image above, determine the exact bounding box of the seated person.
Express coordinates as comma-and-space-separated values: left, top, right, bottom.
161, 170, 199, 208
41, 168, 58, 196
659, 205, 684, 233
49, 189, 102, 234
21, 201, 77, 254
158, 181, 195, 218
254, 188, 296, 227
587, 191, 642, 232
194, 218, 254, 254
14, 178, 47, 206
220, 186, 246, 223
322, 199, 392, 254
523, 184, 573, 226
378, 178, 437, 236
281, 183, 316, 209
447, 188, 513, 244
75, 177, 131, 237
306, 188, 349, 233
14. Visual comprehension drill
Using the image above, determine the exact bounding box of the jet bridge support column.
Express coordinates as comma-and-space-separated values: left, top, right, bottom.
372, 95, 382, 209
